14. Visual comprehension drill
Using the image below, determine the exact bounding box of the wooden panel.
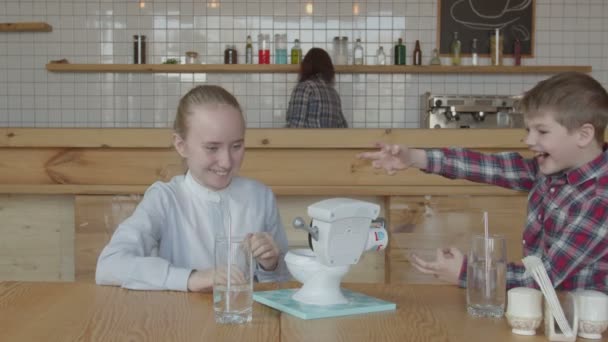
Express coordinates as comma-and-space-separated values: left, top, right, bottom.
387, 195, 527, 284
0, 148, 183, 185
0, 195, 73, 281
74, 195, 141, 282
0, 22, 52, 32
45, 63, 592, 74
0, 128, 533, 148
0, 184, 524, 196
0, 147, 532, 187
75, 195, 385, 283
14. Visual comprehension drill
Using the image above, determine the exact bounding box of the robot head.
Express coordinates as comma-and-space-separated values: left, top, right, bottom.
307, 198, 380, 266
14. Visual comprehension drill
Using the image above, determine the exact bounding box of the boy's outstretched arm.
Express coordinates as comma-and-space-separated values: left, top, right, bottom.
357, 143, 427, 175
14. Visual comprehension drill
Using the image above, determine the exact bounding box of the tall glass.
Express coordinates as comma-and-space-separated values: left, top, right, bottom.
466, 234, 507, 318
213, 236, 253, 324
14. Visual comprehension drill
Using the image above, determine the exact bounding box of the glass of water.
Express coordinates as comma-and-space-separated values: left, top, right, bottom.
466, 234, 507, 318
213, 236, 253, 324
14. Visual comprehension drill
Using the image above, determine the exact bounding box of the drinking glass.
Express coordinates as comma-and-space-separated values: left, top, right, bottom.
466, 234, 507, 318
213, 236, 253, 324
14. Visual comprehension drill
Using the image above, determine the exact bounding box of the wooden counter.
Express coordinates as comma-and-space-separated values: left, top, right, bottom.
1, 281, 602, 341
0, 129, 534, 284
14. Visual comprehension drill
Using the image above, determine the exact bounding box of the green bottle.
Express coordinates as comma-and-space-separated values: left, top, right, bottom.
291, 39, 302, 64
450, 32, 461, 66
394, 38, 406, 65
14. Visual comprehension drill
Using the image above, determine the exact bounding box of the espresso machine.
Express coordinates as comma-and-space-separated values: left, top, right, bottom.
421, 93, 523, 129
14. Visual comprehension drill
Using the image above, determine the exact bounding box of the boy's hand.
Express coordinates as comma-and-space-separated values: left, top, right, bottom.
409, 247, 464, 285
357, 143, 426, 175
247, 232, 280, 271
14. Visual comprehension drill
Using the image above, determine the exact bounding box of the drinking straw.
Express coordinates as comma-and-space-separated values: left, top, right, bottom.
483, 211, 491, 297
494, 29, 500, 65
221, 195, 232, 313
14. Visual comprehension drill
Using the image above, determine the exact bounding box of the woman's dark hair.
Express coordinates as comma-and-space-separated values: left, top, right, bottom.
298, 48, 335, 84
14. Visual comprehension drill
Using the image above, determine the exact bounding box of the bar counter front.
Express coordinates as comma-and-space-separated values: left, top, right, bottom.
1, 128, 604, 341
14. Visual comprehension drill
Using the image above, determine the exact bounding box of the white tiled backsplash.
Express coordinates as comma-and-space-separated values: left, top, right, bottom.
0, 0, 607, 128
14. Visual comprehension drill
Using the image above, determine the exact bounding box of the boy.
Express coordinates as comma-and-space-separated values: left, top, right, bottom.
358, 72, 608, 292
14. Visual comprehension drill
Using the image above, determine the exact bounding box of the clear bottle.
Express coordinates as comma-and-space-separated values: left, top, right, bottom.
513, 38, 521, 66
450, 31, 461, 66
490, 28, 504, 66
471, 38, 479, 66
245, 35, 253, 64
394, 38, 406, 65
338, 37, 349, 65
376, 46, 386, 65
291, 39, 302, 64
430, 48, 441, 65
274, 34, 288, 64
413, 40, 422, 66
353, 38, 364, 65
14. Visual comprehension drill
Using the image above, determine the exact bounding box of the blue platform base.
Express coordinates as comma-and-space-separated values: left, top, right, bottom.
253, 288, 396, 320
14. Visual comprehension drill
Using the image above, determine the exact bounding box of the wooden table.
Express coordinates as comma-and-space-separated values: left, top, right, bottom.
0, 281, 280, 341
0, 282, 605, 342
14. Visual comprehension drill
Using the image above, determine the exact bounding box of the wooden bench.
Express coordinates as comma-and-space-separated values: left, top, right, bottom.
0, 128, 530, 283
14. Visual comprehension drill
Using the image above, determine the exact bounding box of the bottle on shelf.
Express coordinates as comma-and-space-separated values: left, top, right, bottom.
245, 35, 253, 64
353, 38, 364, 65
258, 34, 270, 64
429, 48, 441, 65
291, 39, 302, 64
133, 35, 146, 64
513, 38, 521, 66
471, 38, 479, 66
413, 40, 422, 66
224, 45, 237, 64
450, 31, 461, 66
490, 28, 504, 66
394, 38, 406, 65
376, 46, 386, 65
185, 51, 199, 64
274, 33, 288, 64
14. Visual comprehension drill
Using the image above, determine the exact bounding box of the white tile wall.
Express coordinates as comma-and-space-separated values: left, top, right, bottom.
0, 0, 606, 128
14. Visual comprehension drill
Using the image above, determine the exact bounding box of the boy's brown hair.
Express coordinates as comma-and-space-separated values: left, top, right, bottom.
519, 72, 608, 144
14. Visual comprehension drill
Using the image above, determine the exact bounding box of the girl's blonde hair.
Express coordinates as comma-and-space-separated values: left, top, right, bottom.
173, 85, 243, 137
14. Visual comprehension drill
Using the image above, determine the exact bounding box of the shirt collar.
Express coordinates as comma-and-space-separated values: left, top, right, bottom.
184, 170, 227, 203
565, 144, 608, 185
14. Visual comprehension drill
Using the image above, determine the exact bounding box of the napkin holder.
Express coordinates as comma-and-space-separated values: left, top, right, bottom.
544, 292, 578, 342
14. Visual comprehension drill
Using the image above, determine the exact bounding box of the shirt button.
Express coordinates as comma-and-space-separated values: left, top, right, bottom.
550, 187, 555, 193
537, 214, 542, 220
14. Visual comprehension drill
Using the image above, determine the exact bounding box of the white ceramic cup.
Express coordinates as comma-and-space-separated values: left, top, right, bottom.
505, 287, 543, 335
576, 290, 608, 339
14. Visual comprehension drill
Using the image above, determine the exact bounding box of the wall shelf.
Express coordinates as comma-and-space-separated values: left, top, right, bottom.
0, 22, 52, 32
45, 63, 591, 74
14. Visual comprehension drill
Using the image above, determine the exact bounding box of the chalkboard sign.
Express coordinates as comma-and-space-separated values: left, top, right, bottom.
438, 0, 535, 56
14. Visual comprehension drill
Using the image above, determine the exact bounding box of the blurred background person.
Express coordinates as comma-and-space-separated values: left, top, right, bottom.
286, 48, 348, 128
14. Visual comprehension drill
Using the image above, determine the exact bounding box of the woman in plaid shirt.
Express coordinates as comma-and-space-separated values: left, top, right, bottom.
286, 48, 348, 128
358, 72, 608, 292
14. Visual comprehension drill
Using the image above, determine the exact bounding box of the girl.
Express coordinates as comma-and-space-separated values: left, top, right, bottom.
96, 85, 289, 291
